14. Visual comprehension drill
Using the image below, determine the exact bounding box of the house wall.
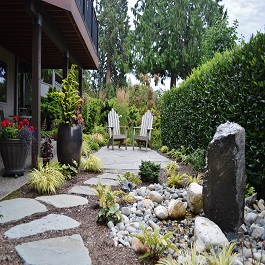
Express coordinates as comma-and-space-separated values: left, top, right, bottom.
0, 46, 15, 117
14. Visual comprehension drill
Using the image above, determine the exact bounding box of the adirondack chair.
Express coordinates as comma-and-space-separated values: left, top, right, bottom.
107, 108, 128, 150
133, 110, 153, 151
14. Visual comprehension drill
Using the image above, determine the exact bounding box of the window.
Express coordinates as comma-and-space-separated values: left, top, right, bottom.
0, 60, 7, 102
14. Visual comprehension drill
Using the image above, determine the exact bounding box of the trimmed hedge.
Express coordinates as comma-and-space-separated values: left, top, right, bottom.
161, 32, 265, 196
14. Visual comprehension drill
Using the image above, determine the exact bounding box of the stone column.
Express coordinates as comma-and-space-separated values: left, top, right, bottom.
203, 121, 245, 233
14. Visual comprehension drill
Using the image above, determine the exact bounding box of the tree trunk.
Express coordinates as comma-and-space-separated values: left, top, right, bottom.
106, 60, 111, 84
170, 72, 177, 89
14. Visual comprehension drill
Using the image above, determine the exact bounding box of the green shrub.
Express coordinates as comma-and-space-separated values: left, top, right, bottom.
165, 161, 179, 176
139, 160, 161, 183
117, 171, 142, 186
28, 162, 65, 194
93, 180, 124, 224
161, 32, 265, 196
166, 172, 188, 188
90, 141, 99, 151
185, 148, 206, 171
160, 146, 168, 153
134, 223, 179, 264
90, 133, 106, 146
80, 154, 103, 173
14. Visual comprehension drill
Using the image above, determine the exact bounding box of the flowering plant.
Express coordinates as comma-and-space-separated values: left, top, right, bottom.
0, 116, 34, 140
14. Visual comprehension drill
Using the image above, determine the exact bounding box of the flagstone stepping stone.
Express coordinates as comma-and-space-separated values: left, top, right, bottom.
0, 198, 47, 224
84, 172, 119, 186
4, 214, 80, 239
35, 194, 88, 208
69, 186, 96, 196
15, 234, 92, 265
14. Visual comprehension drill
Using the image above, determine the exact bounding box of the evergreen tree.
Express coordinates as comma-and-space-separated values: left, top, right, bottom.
132, 0, 226, 88
94, 0, 131, 92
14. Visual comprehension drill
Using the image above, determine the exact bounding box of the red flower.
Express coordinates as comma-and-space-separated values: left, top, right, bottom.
29, 126, 34, 131
23, 119, 29, 126
19, 121, 24, 127
13, 116, 19, 122
17, 125, 21, 130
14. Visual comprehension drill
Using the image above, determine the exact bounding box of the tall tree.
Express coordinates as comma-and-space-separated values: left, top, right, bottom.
94, 0, 131, 91
132, 0, 226, 88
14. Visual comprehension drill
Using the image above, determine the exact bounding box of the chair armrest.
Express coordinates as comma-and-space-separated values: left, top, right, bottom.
107, 126, 114, 128
147, 128, 153, 131
133, 126, 141, 129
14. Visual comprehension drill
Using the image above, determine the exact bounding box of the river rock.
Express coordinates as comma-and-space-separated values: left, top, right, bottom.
194, 216, 228, 252
154, 206, 168, 220
187, 183, 203, 214
149, 191, 163, 203
168, 199, 186, 220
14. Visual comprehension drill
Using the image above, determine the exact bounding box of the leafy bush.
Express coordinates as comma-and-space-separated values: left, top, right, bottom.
117, 171, 142, 186
93, 180, 124, 224
183, 173, 204, 187
90, 141, 99, 151
28, 162, 65, 194
139, 160, 161, 183
80, 154, 103, 173
161, 33, 265, 196
185, 149, 206, 171
167, 146, 188, 162
160, 146, 168, 153
166, 172, 188, 188
134, 223, 179, 264
90, 133, 106, 146
165, 161, 179, 176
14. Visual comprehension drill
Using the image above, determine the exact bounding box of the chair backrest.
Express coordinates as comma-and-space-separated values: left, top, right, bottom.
108, 108, 121, 137
18, 108, 28, 116
140, 110, 153, 139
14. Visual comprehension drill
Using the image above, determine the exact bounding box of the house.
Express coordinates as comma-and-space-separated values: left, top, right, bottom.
0, 0, 98, 167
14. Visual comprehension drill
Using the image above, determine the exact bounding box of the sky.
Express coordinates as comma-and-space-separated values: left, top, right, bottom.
126, 0, 265, 89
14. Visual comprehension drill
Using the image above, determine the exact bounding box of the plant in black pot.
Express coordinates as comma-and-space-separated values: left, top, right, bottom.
41, 135, 53, 166
57, 64, 84, 169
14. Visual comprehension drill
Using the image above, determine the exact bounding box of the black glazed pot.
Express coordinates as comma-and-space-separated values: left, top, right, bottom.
57, 123, 82, 168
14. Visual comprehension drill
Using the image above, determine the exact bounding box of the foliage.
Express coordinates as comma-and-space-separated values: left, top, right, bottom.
47, 160, 78, 180
245, 183, 256, 198
122, 193, 134, 203
183, 173, 204, 187
166, 172, 188, 189
80, 154, 103, 173
117, 171, 142, 186
161, 32, 265, 196
185, 149, 206, 171
202, 18, 238, 62
93, 180, 124, 224
134, 223, 179, 264
165, 161, 179, 176
82, 138, 92, 156
139, 160, 161, 183
93, 0, 131, 90
41, 87, 62, 130
90, 133, 106, 146
160, 146, 168, 153
132, 0, 226, 87
90, 141, 99, 151
166, 146, 189, 162
28, 162, 65, 194
82, 94, 102, 133
204, 243, 238, 265
0, 116, 34, 140
58, 64, 83, 125
41, 135, 53, 159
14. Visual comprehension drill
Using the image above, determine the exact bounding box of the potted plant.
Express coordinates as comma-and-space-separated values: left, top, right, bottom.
41, 135, 53, 166
0, 116, 34, 177
56, 64, 84, 169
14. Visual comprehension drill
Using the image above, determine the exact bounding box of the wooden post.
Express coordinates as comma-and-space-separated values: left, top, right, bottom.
63, 52, 69, 79
31, 15, 42, 168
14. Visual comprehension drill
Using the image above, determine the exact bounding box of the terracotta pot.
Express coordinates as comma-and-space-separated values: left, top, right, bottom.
0, 139, 31, 177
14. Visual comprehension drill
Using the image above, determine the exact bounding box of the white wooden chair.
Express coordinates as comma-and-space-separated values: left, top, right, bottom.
107, 108, 128, 150
133, 110, 153, 151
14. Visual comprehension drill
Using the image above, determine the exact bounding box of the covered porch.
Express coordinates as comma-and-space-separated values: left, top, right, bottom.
0, 0, 98, 168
